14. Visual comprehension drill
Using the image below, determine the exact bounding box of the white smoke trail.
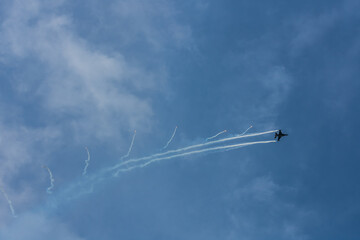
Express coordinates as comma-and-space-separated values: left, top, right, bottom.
108, 130, 277, 171
43, 165, 55, 194
206, 130, 227, 141
0, 188, 17, 218
115, 140, 276, 174
121, 130, 137, 160
47, 130, 278, 205
82, 147, 91, 176
240, 125, 253, 135
162, 126, 178, 150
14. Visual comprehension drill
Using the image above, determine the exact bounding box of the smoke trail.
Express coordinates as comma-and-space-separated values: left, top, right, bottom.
43, 165, 55, 194
46, 130, 278, 206
115, 140, 276, 174
0, 188, 17, 218
109, 130, 278, 171
82, 147, 91, 176
240, 125, 253, 135
163, 126, 178, 150
121, 130, 137, 160
206, 130, 227, 141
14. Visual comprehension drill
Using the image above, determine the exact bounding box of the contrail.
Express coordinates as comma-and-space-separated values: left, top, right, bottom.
163, 126, 178, 150
108, 130, 278, 171
206, 130, 227, 141
115, 140, 276, 174
43, 165, 55, 194
82, 147, 91, 175
0, 188, 17, 217
240, 125, 253, 135
121, 130, 137, 160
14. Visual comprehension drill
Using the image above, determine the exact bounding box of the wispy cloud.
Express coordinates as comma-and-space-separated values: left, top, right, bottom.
0, 0, 172, 142
0, 112, 61, 223
226, 176, 313, 240
0, 118, 60, 184
112, 0, 194, 50
0, 0, 196, 224
224, 47, 293, 128
290, 0, 360, 54
0, 212, 85, 240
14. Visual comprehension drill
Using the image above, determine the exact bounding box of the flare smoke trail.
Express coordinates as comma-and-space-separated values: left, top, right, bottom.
109, 130, 278, 171
121, 130, 137, 160
0, 188, 17, 218
163, 126, 178, 149
206, 130, 227, 141
82, 147, 91, 175
43, 165, 55, 194
115, 140, 276, 174
240, 125, 253, 135
47, 130, 278, 205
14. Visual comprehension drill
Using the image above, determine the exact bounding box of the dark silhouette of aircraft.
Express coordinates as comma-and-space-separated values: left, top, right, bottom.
275, 130, 288, 141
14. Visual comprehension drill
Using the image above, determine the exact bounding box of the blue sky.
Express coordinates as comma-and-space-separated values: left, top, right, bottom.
0, 0, 359, 239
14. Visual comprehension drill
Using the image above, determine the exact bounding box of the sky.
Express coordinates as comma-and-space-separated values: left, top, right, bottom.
0, 0, 359, 239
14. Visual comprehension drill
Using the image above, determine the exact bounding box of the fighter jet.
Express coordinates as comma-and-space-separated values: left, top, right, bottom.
275, 130, 288, 141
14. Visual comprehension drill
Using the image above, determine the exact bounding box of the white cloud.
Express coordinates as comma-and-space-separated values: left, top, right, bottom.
225, 176, 312, 240
256, 66, 293, 121
0, 120, 61, 184
233, 175, 279, 202
224, 42, 293, 129
0, 0, 174, 143
112, 0, 194, 50
0, 111, 61, 223
290, 0, 360, 54
0, 0, 195, 223
0, 212, 84, 240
